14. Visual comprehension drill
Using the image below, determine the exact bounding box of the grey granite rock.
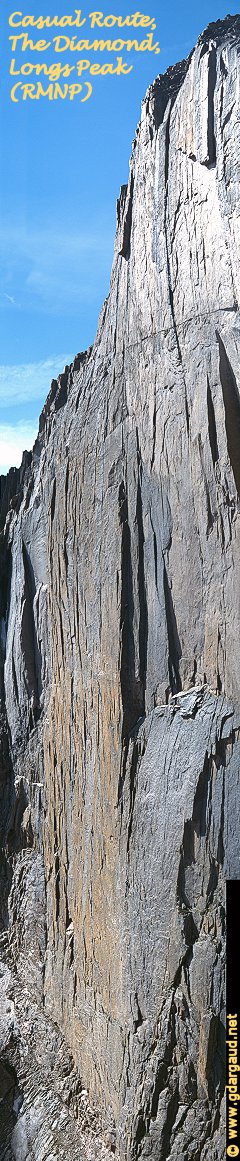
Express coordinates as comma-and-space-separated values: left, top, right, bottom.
0, 14, 240, 1160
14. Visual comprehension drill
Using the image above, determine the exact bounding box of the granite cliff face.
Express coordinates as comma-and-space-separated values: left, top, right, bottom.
1, 15, 240, 1160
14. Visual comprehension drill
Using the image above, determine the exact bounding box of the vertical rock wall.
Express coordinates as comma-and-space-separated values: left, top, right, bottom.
0, 16, 240, 1160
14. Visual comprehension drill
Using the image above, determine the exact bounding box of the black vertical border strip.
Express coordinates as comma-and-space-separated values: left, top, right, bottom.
226, 881, 240, 1158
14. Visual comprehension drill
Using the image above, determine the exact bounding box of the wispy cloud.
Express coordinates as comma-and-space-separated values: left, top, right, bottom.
0, 420, 38, 475
0, 220, 114, 315
0, 354, 73, 406
1, 292, 16, 306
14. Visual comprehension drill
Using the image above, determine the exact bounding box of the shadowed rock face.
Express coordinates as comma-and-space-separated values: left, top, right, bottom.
0, 15, 240, 1160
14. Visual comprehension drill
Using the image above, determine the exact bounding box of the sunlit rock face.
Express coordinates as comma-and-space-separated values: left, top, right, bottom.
0, 16, 240, 1160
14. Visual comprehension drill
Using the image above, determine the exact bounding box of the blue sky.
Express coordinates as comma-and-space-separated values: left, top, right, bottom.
0, 0, 239, 472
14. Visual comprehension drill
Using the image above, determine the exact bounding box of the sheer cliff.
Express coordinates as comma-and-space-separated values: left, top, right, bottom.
0, 15, 240, 1160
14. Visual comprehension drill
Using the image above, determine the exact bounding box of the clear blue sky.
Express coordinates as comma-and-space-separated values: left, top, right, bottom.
0, 0, 239, 471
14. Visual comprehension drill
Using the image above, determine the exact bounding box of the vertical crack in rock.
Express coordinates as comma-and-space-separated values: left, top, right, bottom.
136, 457, 148, 719
118, 173, 134, 259
11, 654, 19, 711
118, 478, 135, 742
151, 393, 157, 470
118, 478, 135, 804
22, 541, 42, 717
163, 559, 182, 694
207, 376, 219, 467
198, 433, 213, 535
217, 331, 240, 496
126, 744, 139, 856
163, 99, 190, 435
164, 104, 181, 354
118, 465, 147, 804
54, 807, 60, 924
50, 477, 56, 524
207, 45, 217, 166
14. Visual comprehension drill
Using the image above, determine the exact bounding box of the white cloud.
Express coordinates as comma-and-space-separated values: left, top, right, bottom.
0, 354, 73, 406
2, 292, 16, 305
0, 420, 38, 475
